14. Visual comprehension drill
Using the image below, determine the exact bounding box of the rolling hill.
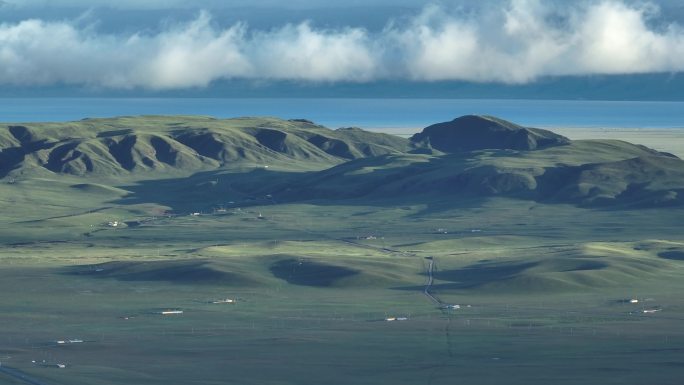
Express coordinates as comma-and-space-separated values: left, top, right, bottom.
0, 116, 410, 179
1, 114, 683, 209
272, 116, 684, 208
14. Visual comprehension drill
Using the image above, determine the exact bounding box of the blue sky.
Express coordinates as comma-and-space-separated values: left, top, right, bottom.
1, 0, 684, 92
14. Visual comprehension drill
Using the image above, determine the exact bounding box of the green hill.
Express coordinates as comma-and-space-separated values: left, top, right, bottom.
274, 121, 684, 208
2, 114, 683, 209
0, 116, 410, 179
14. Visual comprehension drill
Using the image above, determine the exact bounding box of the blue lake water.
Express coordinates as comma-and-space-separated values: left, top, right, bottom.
1, 98, 683, 129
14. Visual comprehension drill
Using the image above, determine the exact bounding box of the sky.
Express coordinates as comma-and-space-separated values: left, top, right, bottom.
1, 0, 684, 92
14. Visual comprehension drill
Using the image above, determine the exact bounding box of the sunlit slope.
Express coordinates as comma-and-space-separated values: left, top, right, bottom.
2, 114, 684, 211
398, 238, 683, 293
0, 116, 410, 178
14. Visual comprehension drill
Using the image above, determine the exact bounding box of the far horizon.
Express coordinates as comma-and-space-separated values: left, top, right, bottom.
1, 0, 684, 100
1, 98, 683, 130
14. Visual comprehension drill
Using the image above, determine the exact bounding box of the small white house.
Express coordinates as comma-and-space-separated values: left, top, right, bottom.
160, 310, 183, 315
212, 298, 235, 304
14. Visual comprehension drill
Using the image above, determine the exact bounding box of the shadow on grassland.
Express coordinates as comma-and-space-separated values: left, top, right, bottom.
659, 251, 684, 261
269, 258, 359, 287
108, 154, 491, 214
65, 259, 256, 286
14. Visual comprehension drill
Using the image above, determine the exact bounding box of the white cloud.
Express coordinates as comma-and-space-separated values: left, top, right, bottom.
571, 1, 684, 75
0, 0, 683, 89
129, 12, 251, 89
248, 23, 376, 82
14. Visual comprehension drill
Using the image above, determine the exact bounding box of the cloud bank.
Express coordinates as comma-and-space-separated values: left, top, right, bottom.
1, 0, 684, 89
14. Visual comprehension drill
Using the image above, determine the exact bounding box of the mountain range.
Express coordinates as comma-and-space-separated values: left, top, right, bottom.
1, 114, 683, 209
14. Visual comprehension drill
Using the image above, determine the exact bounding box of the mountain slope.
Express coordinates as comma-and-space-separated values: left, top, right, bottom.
2, 114, 683, 210
0, 116, 411, 179
274, 134, 684, 208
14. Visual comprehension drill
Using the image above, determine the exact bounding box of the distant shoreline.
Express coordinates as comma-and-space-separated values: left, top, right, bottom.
1, 99, 682, 129
553, 127, 684, 159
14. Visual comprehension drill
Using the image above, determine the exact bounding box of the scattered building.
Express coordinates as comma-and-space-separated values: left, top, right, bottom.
212, 298, 236, 304
361, 235, 377, 240
159, 310, 184, 315
32, 360, 67, 369
107, 221, 120, 227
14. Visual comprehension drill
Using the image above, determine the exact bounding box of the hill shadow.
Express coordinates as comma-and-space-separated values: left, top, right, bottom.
111, 168, 306, 212
266, 152, 494, 212
269, 258, 359, 287
108, 155, 492, 214
392, 260, 539, 294
107, 147, 684, 214
432, 261, 539, 289
65, 259, 251, 286
659, 251, 684, 261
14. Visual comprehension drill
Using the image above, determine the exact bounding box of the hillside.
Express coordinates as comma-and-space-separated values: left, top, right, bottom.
1, 114, 683, 210
0, 116, 410, 179
274, 119, 684, 208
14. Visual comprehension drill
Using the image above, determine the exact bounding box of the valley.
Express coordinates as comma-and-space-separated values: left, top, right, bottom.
1, 115, 683, 384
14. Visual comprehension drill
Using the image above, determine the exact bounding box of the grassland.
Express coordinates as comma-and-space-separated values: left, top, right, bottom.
1, 195, 683, 385
1, 116, 684, 384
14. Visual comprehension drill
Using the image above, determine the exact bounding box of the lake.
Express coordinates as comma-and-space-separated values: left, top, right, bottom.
1, 98, 683, 130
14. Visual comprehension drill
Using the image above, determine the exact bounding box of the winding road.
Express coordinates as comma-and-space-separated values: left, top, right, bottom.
423, 257, 442, 305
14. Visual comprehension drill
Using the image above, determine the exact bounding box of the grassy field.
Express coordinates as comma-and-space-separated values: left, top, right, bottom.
1, 195, 684, 385
2, 116, 684, 384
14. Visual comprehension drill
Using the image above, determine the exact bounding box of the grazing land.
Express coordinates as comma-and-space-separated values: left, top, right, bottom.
1, 115, 683, 385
